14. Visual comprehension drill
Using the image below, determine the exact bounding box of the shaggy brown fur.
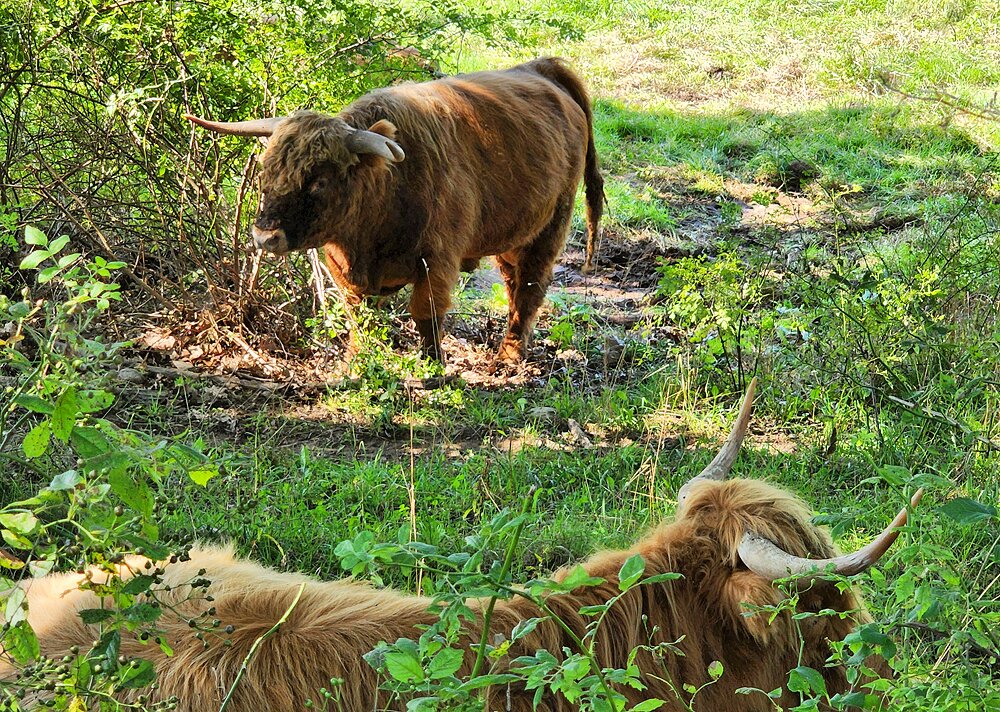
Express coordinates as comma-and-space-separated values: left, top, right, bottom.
1, 479, 890, 711
249, 57, 604, 362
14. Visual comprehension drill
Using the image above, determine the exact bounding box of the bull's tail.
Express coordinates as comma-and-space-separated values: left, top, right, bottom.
528, 58, 605, 273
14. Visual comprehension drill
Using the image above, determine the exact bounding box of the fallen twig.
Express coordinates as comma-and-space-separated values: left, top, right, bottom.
885, 394, 1000, 452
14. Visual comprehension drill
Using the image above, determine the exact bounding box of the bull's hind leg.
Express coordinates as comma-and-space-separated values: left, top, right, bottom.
496, 197, 574, 363
410, 256, 459, 361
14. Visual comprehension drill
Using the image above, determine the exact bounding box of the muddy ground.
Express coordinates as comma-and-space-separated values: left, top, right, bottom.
98, 163, 906, 461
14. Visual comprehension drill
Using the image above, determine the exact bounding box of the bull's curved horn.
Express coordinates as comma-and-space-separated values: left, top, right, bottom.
346, 129, 405, 163
677, 378, 757, 504
183, 114, 285, 137
738, 488, 924, 583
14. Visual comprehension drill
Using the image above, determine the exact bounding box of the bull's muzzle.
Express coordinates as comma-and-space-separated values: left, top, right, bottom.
252, 226, 290, 254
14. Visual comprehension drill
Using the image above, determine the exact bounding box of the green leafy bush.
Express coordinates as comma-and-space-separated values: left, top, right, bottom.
0, 227, 220, 710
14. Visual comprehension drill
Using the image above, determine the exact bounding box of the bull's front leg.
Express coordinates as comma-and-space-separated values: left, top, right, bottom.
410, 257, 458, 362
495, 200, 571, 363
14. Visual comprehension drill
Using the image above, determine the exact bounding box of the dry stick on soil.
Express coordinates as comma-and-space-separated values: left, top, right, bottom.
894, 622, 999, 662
232, 153, 257, 303
178, 107, 236, 304
29, 164, 177, 311
218, 581, 308, 712
308, 249, 328, 312
885, 394, 1000, 453
881, 82, 1000, 122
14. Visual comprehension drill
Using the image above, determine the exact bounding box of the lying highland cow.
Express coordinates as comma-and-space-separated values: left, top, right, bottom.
1, 381, 919, 711
185, 58, 604, 363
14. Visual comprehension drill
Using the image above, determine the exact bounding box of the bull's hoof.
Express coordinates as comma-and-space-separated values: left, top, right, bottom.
496, 339, 525, 364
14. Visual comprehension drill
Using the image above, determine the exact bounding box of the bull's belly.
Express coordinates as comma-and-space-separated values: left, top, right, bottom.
466, 200, 573, 258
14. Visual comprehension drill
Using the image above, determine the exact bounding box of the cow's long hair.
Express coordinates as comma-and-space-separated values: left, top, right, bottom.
3, 382, 909, 711
1, 478, 895, 712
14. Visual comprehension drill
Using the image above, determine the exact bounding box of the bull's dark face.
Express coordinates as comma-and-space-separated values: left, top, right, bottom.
248, 112, 404, 256
251, 163, 343, 255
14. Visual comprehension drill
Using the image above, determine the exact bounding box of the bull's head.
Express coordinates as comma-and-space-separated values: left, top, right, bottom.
184, 112, 404, 256
676, 378, 922, 588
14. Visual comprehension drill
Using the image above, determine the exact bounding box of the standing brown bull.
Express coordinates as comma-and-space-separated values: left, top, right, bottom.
186, 58, 604, 362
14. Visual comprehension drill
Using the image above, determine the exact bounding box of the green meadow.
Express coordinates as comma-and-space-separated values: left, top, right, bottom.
1, 0, 998, 708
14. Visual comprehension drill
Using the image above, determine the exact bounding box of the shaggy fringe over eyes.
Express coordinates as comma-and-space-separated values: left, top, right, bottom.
261, 111, 357, 194
679, 479, 841, 567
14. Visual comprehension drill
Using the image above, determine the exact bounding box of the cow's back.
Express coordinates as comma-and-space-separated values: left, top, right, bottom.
343, 61, 591, 258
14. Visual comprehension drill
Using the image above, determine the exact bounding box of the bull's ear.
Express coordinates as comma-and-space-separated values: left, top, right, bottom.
367, 119, 398, 139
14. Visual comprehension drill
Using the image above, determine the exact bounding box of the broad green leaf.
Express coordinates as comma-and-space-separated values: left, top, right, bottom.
70, 426, 112, 458
0, 551, 24, 570
37, 265, 62, 283
188, 466, 218, 487
77, 390, 115, 413
122, 575, 156, 596
91, 630, 121, 669
787, 665, 827, 696
22, 421, 52, 459
0, 512, 39, 536
75, 657, 93, 692
618, 553, 646, 591
13, 395, 53, 414
57, 252, 82, 268
858, 625, 897, 657
51, 387, 79, 442
940, 497, 997, 525
631, 701, 666, 711
28, 559, 54, 578
117, 659, 156, 688
24, 225, 48, 246
876, 465, 909, 486
384, 649, 424, 683
831, 691, 867, 707
124, 603, 161, 624
123, 535, 170, 561
427, 647, 463, 680
552, 565, 605, 592
2, 529, 33, 550
47, 234, 71, 255
3, 621, 40, 664
510, 616, 544, 642
80, 608, 115, 624
641, 572, 683, 585
109, 469, 153, 518
18, 250, 50, 270
458, 673, 521, 691
708, 660, 724, 680
5, 586, 27, 625
50, 470, 83, 491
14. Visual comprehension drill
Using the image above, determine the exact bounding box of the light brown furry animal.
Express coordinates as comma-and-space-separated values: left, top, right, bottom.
1, 384, 915, 711
186, 58, 604, 363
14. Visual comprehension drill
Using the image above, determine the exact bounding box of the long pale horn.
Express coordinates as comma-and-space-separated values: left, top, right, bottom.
738, 488, 924, 583
346, 129, 405, 162
183, 114, 285, 137
677, 377, 757, 504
